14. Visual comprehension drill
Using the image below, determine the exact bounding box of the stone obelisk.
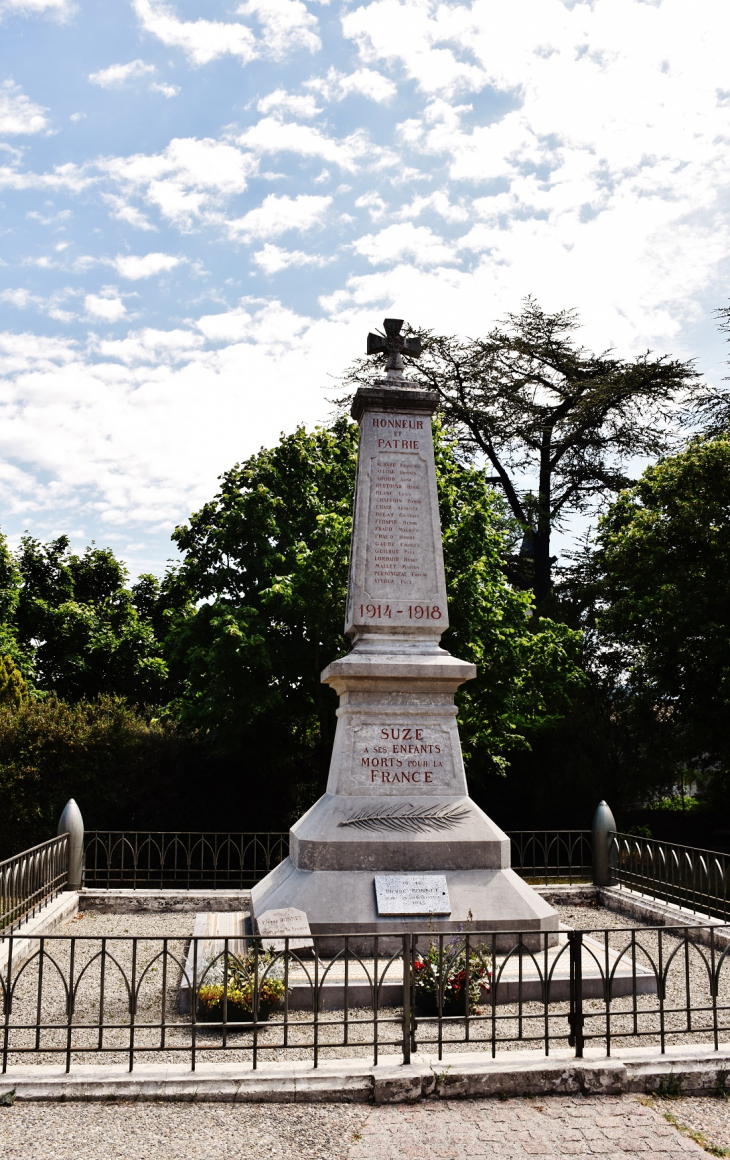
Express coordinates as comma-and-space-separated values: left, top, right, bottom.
250, 320, 558, 949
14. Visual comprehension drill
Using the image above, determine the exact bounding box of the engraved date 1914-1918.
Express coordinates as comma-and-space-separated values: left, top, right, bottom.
358, 603, 441, 619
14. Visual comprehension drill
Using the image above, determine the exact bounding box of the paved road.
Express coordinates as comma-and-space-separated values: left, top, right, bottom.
0, 1094, 723, 1159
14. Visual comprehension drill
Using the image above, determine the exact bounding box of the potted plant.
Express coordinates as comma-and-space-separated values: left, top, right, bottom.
413, 938, 491, 1016
197, 948, 288, 1024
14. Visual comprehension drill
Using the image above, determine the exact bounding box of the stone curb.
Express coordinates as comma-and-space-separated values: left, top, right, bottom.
2, 1046, 729, 1104
0, 892, 79, 973
78, 890, 251, 913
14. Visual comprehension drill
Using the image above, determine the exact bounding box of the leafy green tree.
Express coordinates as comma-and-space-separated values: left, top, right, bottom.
14, 536, 168, 703
0, 656, 28, 709
0, 695, 210, 857
570, 435, 730, 799
167, 418, 584, 818
343, 300, 700, 606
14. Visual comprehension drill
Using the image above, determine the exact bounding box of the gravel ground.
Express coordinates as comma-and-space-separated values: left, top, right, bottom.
0, 1099, 367, 1159
3, 902, 730, 1069
2, 1094, 729, 1158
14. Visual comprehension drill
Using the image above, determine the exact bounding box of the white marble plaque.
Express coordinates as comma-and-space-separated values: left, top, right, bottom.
375, 874, 451, 915
255, 907, 313, 951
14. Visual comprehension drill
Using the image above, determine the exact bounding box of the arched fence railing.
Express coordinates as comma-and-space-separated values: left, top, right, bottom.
82, 832, 291, 890
0, 835, 68, 935
507, 830, 593, 884
3, 920, 730, 1073
80, 830, 594, 890
610, 832, 730, 921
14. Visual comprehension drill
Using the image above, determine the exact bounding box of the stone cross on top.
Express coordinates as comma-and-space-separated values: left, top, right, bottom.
366, 318, 422, 380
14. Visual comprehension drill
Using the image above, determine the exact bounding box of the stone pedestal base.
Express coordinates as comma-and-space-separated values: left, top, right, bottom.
250, 857, 559, 955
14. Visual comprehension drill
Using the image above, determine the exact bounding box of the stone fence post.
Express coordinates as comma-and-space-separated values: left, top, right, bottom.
592, 800, 617, 887
57, 798, 84, 890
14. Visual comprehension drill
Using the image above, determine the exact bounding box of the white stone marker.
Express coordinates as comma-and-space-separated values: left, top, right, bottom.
255, 907, 313, 952
375, 875, 451, 915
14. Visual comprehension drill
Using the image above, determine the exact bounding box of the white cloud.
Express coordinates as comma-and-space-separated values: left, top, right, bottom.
150, 81, 179, 98
235, 117, 370, 172
0, 80, 49, 135
132, 0, 319, 67
395, 191, 470, 223
227, 192, 331, 240
252, 243, 331, 273
99, 137, 256, 228
93, 328, 203, 364
88, 60, 156, 88
102, 194, 156, 231
0, 285, 78, 321
352, 222, 458, 266
307, 67, 397, 103
0, 160, 91, 192
355, 190, 387, 220
342, 0, 487, 97
0, 288, 42, 308
84, 293, 127, 321
0, 0, 74, 19
195, 299, 312, 344
257, 89, 322, 118
110, 252, 182, 279
132, 0, 257, 65
237, 0, 320, 60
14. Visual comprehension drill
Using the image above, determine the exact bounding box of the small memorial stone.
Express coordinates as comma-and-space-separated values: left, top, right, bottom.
375, 874, 451, 915
255, 907, 313, 951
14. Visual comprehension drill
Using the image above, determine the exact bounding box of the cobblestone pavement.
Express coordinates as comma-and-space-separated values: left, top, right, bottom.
2, 1095, 728, 1159
345, 1096, 715, 1158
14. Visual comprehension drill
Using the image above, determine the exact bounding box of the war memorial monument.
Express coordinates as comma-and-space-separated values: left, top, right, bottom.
251, 319, 558, 949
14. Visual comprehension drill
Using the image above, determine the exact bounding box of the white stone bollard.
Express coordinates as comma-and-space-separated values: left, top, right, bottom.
592, 800, 617, 886
57, 799, 84, 890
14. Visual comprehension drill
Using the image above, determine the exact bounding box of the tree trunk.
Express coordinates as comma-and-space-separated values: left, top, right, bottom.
534, 433, 553, 607
533, 529, 552, 606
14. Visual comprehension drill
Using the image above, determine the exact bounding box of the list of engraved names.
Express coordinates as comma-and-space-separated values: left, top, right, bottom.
364, 415, 437, 616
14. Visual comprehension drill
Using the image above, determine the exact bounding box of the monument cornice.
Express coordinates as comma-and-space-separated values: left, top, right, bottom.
350, 383, 439, 421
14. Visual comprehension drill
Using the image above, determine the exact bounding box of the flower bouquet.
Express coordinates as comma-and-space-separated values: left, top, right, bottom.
413, 939, 491, 1017
197, 948, 288, 1024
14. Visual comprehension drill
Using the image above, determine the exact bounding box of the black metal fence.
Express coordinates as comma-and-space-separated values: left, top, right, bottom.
611, 831, 730, 921
81, 829, 594, 891
2, 922, 729, 1074
508, 830, 592, 884
0, 836, 68, 936
83, 831, 290, 890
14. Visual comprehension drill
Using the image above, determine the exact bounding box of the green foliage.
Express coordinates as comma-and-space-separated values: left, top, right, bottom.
593, 436, 730, 790
0, 694, 206, 856
557, 435, 730, 810
167, 418, 585, 815
645, 795, 705, 813
434, 433, 585, 775
0, 656, 28, 709
13, 536, 168, 704
166, 417, 357, 814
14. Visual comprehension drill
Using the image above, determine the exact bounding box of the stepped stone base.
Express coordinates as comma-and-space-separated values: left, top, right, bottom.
250, 857, 558, 955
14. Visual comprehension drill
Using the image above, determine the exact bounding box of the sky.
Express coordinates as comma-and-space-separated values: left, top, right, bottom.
1, 0, 729, 579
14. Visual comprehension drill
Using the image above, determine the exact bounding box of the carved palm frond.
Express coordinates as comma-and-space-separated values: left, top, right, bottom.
338, 804, 470, 833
